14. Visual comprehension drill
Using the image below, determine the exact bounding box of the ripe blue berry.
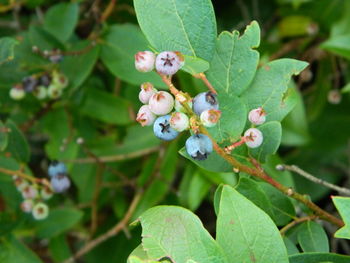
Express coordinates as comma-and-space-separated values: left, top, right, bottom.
51, 175, 71, 193
48, 161, 67, 177
153, 115, 179, 141
192, 92, 219, 116
185, 134, 213, 161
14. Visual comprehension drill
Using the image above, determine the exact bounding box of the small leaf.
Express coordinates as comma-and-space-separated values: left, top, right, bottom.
0, 120, 9, 151
181, 55, 209, 75
0, 37, 18, 65
140, 206, 227, 263
283, 237, 299, 255
249, 121, 282, 162
289, 252, 350, 263
207, 21, 260, 96
35, 208, 83, 239
48, 235, 72, 263
134, 0, 217, 61
332, 196, 350, 239
216, 185, 289, 263
5, 120, 30, 163
297, 221, 329, 252
43, 2, 79, 42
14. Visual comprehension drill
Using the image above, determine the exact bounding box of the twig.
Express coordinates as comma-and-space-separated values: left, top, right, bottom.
0, 167, 50, 187
280, 215, 318, 235
100, 0, 116, 23
280, 164, 350, 196
193, 73, 217, 94
62, 146, 160, 164
158, 74, 344, 228
63, 191, 142, 263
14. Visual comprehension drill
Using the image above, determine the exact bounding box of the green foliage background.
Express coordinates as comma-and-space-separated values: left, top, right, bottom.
0, 0, 350, 262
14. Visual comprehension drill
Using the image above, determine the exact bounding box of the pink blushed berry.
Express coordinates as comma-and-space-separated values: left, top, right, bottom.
136, 105, 156, 127
139, 82, 157, 104
14, 177, 29, 191
155, 51, 183, 76
21, 199, 34, 213
248, 107, 266, 125
135, 51, 156, 72
32, 202, 49, 220
22, 185, 39, 199
149, 91, 174, 115
170, 112, 189, 132
244, 128, 263, 148
200, 109, 222, 128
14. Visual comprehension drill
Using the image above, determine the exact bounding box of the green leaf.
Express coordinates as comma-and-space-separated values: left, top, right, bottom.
100, 24, 166, 87
181, 55, 209, 75
43, 2, 79, 42
61, 42, 100, 90
216, 185, 289, 263
258, 183, 296, 226
341, 83, 350, 93
332, 196, 350, 239
242, 59, 308, 122
128, 245, 150, 262
139, 206, 227, 263
297, 221, 329, 252
29, 26, 65, 50
49, 235, 72, 263
321, 35, 350, 60
0, 120, 9, 151
5, 120, 30, 163
35, 208, 83, 239
134, 0, 217, 61
289, 252, 350, 263
207, 93, 247, 143
283, 237, 299, 255
80, 88, 132, 125
249, 121, 282, 162
0, 37, 17, 65
207, 21, 260, 96
187, 171, 211, 211
0, 235, 43, 263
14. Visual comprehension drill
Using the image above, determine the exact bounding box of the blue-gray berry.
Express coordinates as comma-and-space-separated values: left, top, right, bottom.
153, 115, 179, 141
48, 161, 67, 177
192, 92, 219, 116
185, 134, 213, 160
51, 175, 71, 193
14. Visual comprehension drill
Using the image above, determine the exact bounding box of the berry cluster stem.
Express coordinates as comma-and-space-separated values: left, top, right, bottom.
0, 167, 50, 187
194, 73, 217, 94
159, 74, 344, 228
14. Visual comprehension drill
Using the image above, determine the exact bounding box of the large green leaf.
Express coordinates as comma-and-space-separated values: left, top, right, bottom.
207, 93, 247, 143
297, 221, 329, 252
332, 196, 350, 239
289, 252, 350, 263
100, 24, 165, 87
0, 235, 43, 263
216, 185, 289, 263
207, 21, 260, 96
43, 2, 79, 42
0, 37, 17, 65
242, 59, 308, 122
249, 121, 282, 162
35, 208, 83, 239
139, 206, 227, 263
134, 0, 217, 61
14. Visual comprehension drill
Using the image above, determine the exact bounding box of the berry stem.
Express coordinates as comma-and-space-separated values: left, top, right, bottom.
159, 74, 344, 228
0, 167, 50, 187
194, 73, 217, 94
279, 215, 318, 235
225, 137, 247, 153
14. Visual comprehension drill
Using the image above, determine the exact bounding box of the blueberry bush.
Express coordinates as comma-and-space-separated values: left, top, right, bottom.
0, 0, 350, 262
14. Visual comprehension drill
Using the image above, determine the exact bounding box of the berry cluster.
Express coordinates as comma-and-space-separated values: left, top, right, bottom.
13, 176, 52, 220
9, 70, 68, 101
48, 161, 71, 193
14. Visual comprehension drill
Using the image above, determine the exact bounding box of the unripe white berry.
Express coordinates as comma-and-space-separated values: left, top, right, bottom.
139, 82, 157, 104
170, 112, 189, 132
248, 107, 266, 125
174, 99, 193, 113
47, 84, 62, 99
14, 177, 29, 191
200, 109, 221, 127
32, 202, 49, 220
52, 71, 68, 89
149, 91, 174, 115
136, 105, 157, 127
34, 85, 47, 100
22, 185, 39, 199
10, 86, 25, 100
328, 90, 341, 104
244, 128, 263, 148
135, 51, 156, 72
41, 186, 53, 200
155, 51, 184, 75
21, 199, 34, 213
